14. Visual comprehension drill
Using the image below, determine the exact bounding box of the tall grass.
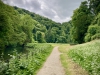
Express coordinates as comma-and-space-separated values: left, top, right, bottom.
68, 40, 100, 75
0, 43, 53, 75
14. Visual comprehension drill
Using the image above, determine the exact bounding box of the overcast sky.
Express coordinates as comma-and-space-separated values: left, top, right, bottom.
2, 0, 85, 23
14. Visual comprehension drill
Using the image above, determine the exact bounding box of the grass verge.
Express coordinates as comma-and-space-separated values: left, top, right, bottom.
58, 44, 88, 75
68, 40, 100, 75
58, 44, 70, 75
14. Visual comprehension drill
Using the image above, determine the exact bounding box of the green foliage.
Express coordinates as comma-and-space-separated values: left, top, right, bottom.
91, 33, 100, 40
0, 0, 74, 57
33, 23, 47, 42
36, 31, 46, 43
0, 12, 11, 47
0, 44, 53, 75
92, 13, 100, 26
85, 13, 100, 42
14, 6, 73, 43
84, 33, 91, 42
71, 1, 92, 43
20, 14, 35, 43
0, 1, 21, 48
70, 0, 100, 43
61, 21, 73, 43
56, 36, 67, 43
68, 40, 100, 75
88, 0, 100, 15
45, 27, 59, 43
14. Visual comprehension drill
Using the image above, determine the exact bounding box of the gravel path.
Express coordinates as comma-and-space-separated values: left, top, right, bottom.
37, 46, 65, 75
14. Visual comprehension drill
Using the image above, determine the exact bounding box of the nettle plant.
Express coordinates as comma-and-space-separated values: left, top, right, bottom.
0, 44, 52, 75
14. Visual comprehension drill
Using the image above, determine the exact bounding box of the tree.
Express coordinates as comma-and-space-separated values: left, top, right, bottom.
85, 13, 100, 42
0, 12, 13, 49
36, 31, 46, 43
88, 0, 100, 15
20, 15, 35, 44
45, 27, 59, 43
61, 21, 72, 43
71, 1, 92, 43
56, 36, 66, 43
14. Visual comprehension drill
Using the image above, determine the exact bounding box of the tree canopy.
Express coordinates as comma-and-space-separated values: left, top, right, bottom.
0, 0, 100, 54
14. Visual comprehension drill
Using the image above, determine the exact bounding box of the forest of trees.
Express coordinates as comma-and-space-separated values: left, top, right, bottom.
0, 0, 72, 55
0, 0, 100, 55
13, 6, 72, 44
71, 0, 100, 43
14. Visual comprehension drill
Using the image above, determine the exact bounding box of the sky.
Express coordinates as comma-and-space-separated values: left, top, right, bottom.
2, 0, 85, 23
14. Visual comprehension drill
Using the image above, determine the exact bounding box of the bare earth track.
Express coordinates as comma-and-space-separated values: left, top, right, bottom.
37, 46, 65, 75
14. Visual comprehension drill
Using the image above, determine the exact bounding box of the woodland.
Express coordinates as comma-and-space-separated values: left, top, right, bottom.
0, 0, 100, 74
0, 0, 100, 52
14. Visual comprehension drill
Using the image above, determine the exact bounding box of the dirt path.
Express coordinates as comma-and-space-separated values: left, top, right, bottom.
37, 46, 65, 75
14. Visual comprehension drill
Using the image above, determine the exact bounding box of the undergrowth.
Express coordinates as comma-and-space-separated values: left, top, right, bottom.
0, 43, 53, 75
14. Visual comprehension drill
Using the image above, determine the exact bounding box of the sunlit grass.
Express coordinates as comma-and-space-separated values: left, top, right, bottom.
68, 40, 100, 75
58, 44, 70, 75
58, 44, 88, 75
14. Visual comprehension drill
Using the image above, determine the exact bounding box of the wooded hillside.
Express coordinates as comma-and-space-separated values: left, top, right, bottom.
0, 0, 100, 54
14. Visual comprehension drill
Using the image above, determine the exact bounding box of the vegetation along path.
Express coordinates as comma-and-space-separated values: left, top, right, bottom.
37, 46, 65, 75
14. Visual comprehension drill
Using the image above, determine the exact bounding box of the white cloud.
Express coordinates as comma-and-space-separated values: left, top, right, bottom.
51, 9, 58, 16
39, 1, 47, 10
53, 16, 71, 23
2, 0, 85, 23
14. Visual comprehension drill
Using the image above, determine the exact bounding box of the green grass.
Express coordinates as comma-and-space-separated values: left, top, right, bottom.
0, 43, 53, 75
51, 43, 86, 75
68, 40, 100, 75
52, 44, 70, 75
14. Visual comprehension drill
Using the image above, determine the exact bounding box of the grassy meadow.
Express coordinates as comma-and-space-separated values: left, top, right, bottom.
68, 40, 100, 75
56, 44, 88, 75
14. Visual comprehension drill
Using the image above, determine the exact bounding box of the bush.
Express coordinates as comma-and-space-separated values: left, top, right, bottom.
84, 33, 91, 42
85, 25, 100, 42
91, 33, 100, 40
